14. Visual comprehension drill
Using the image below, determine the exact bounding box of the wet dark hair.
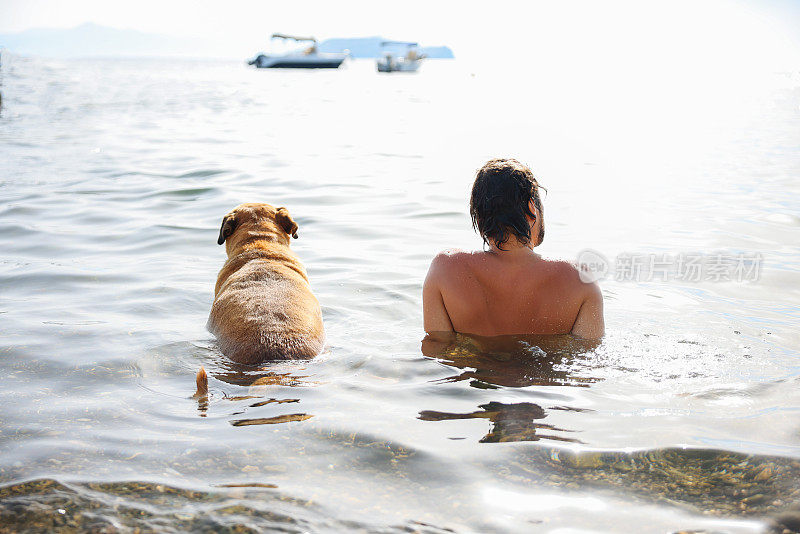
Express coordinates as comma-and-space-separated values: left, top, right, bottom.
470, 158, 546, 250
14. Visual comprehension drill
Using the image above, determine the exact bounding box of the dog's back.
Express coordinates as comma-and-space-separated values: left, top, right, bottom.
208, 260, 323, 362
207, 203, 324, 364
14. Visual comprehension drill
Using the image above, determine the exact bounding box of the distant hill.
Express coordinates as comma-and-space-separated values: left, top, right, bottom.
0, 22, 199, 58
0, 24, 454, 60
319, 37, 454, 58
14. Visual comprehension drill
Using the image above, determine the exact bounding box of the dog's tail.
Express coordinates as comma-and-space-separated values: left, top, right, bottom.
194, 366, 209, 398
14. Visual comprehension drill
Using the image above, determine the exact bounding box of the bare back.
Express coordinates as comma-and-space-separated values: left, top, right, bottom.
423, 249, 604, 339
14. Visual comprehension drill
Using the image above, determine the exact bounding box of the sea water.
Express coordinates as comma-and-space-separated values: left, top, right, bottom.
0, 55, 799, 532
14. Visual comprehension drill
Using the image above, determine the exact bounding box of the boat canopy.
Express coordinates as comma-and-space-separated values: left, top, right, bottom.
271, 33, 317, 43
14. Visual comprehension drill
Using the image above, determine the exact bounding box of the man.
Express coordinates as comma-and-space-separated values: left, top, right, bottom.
423, 158, 604, 340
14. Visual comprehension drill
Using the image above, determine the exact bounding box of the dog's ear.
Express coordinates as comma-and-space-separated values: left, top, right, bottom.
275, 207, 299, 239
217, 213, 237, 245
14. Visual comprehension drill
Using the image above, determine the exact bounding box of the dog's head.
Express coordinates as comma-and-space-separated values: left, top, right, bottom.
217, 203, 299, 248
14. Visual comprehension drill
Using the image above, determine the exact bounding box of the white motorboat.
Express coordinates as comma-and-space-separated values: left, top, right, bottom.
249, 33, 347, 69
376, 41, 425, 73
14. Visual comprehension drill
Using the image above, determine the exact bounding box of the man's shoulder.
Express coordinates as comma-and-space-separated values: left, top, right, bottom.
535, 256, 577, 273
427, 248, 473, 279
552, 258, 603, 302
432, 248, 472, 262
540, 257, 597, 290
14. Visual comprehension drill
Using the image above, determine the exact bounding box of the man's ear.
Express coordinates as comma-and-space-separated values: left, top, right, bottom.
275, 207, 299, 239
527, 199, 539, 223
217, 213, 237, 245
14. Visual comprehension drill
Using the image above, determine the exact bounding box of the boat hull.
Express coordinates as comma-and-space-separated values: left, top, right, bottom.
249, 54, 346, 69
376, 59, 421, 73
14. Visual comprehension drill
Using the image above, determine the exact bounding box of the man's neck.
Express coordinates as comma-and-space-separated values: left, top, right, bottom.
487, 238, 540, 260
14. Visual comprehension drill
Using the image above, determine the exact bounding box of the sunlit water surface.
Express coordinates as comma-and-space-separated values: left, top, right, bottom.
1, 56, 799, 533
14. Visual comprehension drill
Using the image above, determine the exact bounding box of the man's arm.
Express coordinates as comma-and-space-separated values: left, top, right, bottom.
571, 281, 604, 340
423, 254, 455, 334
421, 331, 456, 358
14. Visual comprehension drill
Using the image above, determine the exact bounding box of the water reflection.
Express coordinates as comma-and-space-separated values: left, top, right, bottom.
230, 413, 312, 426
144, 341, 316, 426
202, 359, 315, 426
420, 333, 599, 443
420, 401, 581, 443
421, 332, 599, 388
212, 360, 314, 389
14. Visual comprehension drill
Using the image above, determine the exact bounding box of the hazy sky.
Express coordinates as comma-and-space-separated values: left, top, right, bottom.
1, 0, 799, 69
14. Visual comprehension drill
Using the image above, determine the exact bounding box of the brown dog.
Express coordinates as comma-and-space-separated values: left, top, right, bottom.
205, 203, 324, 366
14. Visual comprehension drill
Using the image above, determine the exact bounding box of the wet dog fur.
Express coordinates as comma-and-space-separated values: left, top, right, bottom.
196, 203, 324, 395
